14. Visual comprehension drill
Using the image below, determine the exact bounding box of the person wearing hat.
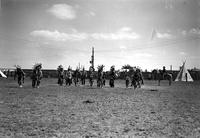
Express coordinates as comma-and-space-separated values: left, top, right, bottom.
14, 65, 25, 87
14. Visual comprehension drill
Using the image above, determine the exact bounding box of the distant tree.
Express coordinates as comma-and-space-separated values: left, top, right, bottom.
121, 64, 133, 71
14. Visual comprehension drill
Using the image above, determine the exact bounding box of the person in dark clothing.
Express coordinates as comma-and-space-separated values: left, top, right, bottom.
80, 67, 86, 85
32, 63, 43, 88
163, 66, 166, 74
65, 67, 73, 86
57, 65, 64, 86
162, 66, 166, 79
88, 66, 94, 87
109, 65, 116, 87
14, 65, 25, 87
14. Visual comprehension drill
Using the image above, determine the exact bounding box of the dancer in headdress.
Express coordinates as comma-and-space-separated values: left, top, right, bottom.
32, 63, 43, 88
57, 65, 64, 86
109, 65, 116, 87
14, 65, 25, 87
65, 66, 73, 86
88, 66, 94, 87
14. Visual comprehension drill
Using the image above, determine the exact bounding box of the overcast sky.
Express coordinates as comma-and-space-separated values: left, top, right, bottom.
0, 0, 199, 71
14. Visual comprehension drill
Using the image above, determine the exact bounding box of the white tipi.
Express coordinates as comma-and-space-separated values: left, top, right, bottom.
0, 70, 7, 78
175, 62, 193, 82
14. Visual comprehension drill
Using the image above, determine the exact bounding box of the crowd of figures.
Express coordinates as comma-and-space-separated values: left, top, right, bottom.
125, 67, 144, 89
56, 64, 144, 89
13, 63, 172, 88
14, 63, 43, 88
57, 65, 107, 88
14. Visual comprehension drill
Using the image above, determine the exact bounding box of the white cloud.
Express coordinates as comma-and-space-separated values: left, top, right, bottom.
189, 28, 200, 35
30, 30, 88, 41
135, 53, 153, 58
119, 45, 127, 49
88, 11, 96, 16
181, 30, 187, 36
162, 0, 174, 10
119, 45, 127, 57
156, 32, 173, 39
91, 27, 140, 40
47, 4, 76, 20
85, 11, 96, 17
151, 29, 173, 40
179, 52, 187, 55
119, 27, 132, 32
30, 27, 140, 42
179, 28, 200, 37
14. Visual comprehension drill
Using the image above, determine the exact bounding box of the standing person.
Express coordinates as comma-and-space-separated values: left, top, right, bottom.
109, 65, 116, 87
162, 66, 166, 79
88, 66, 94, 87
97, 65, 104, 88
14, 65, 25, 87
163, 66, 166, 73
57, 65, 64, 86
131, 68, 141, 89
185, 73, 188, 82
125, 71, 130, 88
126, 76, 130, 88
65, 66, 73, 86
102, 72, 106, 86
32, 63, 43, 88
73, 67, 80, 86
81, 67, 86, 85
137, 68, 144, 85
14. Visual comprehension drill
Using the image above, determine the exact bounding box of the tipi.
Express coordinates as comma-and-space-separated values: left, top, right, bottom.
0, 70, 7, 78
175, 62, 193, 82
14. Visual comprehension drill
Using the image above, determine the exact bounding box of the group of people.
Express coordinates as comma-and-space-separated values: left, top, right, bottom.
14, 63, 43, 88
56, 65, 123, 88
125, 67, 144, 89
57, 65, 106, 87
13, 63, 145, 88
57, 65, 86, 86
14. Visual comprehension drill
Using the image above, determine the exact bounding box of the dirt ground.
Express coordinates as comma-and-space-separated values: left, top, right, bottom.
0, 78, 200, 138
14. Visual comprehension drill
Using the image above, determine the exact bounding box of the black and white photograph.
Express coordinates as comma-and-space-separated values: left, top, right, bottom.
0, 0, 200, 137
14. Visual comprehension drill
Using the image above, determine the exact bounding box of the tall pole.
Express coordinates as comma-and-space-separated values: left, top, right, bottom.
92, 47, 94, 68
90, 47, 94, 69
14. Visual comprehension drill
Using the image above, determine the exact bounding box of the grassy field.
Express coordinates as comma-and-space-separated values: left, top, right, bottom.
0, 78, 200, 138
